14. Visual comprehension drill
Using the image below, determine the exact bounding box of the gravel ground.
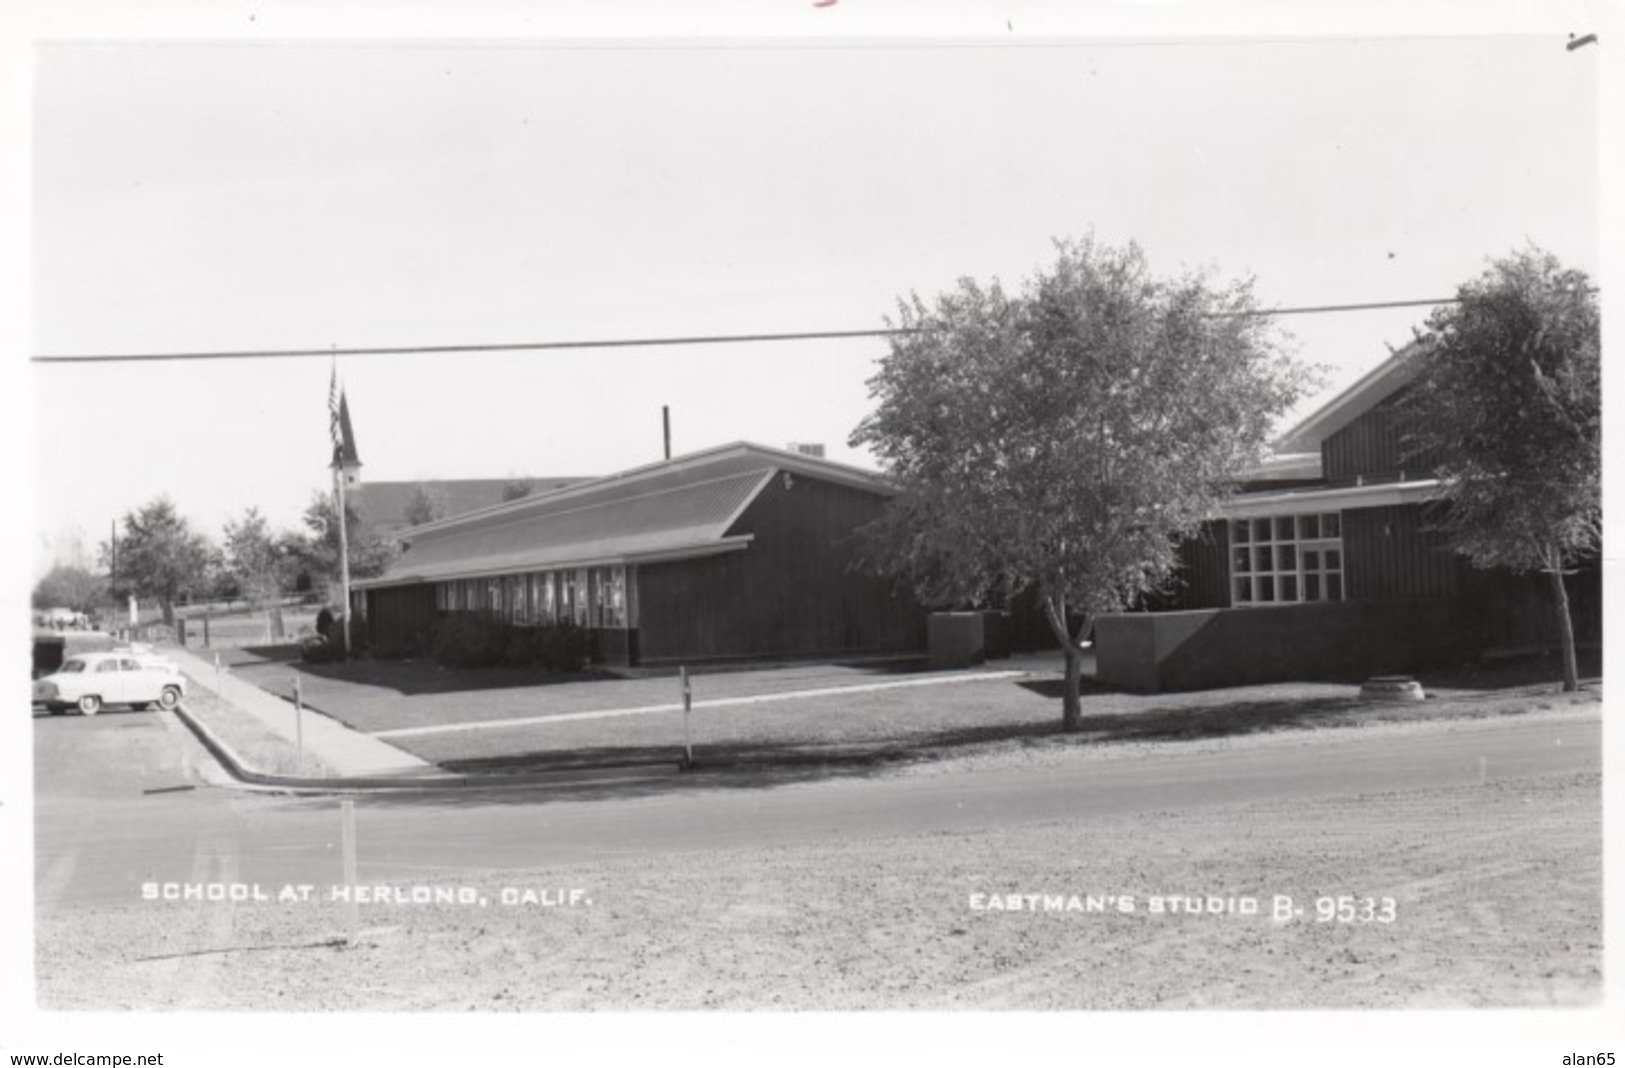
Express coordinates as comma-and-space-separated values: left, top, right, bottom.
36, 734, 1600, 1011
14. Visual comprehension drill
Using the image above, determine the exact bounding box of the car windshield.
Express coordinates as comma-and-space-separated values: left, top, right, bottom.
58, 659, 87, 673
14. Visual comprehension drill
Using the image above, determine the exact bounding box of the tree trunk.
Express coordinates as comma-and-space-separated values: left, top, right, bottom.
160, 598, 175, 628
269, 603, 286, 640
1061, 644, 1083, 732
1041, 591, 1085, 733
1547, 546, 1579, 692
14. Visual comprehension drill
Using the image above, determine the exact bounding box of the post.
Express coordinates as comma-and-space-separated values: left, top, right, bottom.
680, 665, 692, 768
335, 466, 353, 659
340, 799, 359, 945
214, 651, 222, 697
203, 607, 211, 648
293, 675, 304, 769
662, 405, 672, 461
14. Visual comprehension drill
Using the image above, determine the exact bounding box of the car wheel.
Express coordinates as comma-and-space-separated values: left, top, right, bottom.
158, 686, 181, 710
77, 694, 102, 716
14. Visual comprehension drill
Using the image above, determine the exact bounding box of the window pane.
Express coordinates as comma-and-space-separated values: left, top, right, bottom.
1323, 513, 1341, 538
1280, 575, 1298, 602
1254, 546, 1273, 571
1233, 520, 1250, 544
1326, 550, 1342, 570
1253, 518, 1271, 542
1275, 516, 1295, 540
1305, 573, 1321, 601
1233, 547, 1250, 573
1301, 514, 1320, 539
1278, 544, 1296, 569
1303, 549, 1320, 570
1257, 576, 1275, 602
1233, 577, 1252, 603
1327, 574, 1343, 600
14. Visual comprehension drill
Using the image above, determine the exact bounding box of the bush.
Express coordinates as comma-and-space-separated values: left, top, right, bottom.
428, 614, 593, 672
429, 613, 509, 669
300, 634, 346, 664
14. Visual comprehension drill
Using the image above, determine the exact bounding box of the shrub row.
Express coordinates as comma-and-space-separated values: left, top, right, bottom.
427, 613, 593, 672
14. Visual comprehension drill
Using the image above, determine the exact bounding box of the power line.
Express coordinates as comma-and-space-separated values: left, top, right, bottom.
29, 295, 1477, 365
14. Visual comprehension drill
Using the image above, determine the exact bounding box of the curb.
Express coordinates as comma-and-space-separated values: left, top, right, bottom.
169, 700, 685, 794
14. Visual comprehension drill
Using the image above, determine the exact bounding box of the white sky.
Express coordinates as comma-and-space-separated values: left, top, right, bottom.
24, 30, 1601, 564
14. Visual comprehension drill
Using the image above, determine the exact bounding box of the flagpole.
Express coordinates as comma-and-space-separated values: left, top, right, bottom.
334, 460, 352, 657
328, 357, 353, 658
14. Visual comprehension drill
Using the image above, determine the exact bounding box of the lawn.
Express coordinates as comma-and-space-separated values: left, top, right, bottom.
204, 643, 1600, 775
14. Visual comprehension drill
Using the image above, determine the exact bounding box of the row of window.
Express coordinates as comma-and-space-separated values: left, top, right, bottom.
1231, 512, 1344, 606
434, 566, 631, 628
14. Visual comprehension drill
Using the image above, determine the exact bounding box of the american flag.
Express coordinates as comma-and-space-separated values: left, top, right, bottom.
328, 363, 341, 463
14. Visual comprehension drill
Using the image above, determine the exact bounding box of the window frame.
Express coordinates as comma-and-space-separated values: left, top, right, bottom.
1230, 511, 1345, 607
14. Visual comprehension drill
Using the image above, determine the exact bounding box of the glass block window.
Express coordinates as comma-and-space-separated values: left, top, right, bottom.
574, 568, 591, 626
505, 575, 524, 623
1230, 512, 1345, 606
594, 566, 627, 627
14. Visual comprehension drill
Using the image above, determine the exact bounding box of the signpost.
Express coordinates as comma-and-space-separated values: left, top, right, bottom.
340, 799, 359, 945
680, 666, 693, 769
293, 675, 305, 770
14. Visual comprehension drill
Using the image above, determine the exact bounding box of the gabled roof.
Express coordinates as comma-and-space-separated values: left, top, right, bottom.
356, 478, 589, 534
1272, 343, 1421, 455
356, 442, 894, 588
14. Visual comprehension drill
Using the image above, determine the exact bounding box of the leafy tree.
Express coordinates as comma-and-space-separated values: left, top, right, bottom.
852, 237, 1313, 729
501, 477, 535, 502
291, 490, 398, 600
99, 497, 214, 627
1399, 248, 1600, 691
403, 484, 445, 527
223, 507, 297, 638
32, 564, 108, 615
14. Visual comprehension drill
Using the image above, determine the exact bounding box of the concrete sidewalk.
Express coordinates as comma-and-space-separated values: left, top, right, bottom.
165, 645, 432, 777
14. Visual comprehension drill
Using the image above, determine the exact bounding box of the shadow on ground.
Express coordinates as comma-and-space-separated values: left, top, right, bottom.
427, 693, 1372, 780
216, 644, 941, 697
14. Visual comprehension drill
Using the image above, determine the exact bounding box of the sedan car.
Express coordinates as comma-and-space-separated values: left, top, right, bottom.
33, 651, 187, 715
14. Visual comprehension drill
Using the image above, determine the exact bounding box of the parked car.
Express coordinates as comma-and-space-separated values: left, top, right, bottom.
32, 651, 187, 715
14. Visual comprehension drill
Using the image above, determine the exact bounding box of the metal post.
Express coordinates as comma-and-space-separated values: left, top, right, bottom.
294, 675, 304, 769
340, 799, 359, 945
662, 405, 672, 460
681, 665, 692, 768
335, 467, 353, 659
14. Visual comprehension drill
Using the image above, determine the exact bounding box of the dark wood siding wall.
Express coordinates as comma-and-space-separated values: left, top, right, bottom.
1322, 387, 1442, 482
1172, 521, 1231, 609
634, 475, 926, 663
363, 585, 437, 651
1341, 504, 1459, 602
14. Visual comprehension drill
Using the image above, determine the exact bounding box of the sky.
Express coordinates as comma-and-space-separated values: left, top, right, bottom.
25, 31, 1601, 569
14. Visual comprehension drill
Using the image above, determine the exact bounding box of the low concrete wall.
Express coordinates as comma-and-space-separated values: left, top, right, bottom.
928, 612, 987, 670
1095, 601, 1475, 692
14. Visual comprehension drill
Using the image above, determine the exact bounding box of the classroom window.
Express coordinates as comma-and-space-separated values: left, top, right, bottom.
1229, 512, 1344, 606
